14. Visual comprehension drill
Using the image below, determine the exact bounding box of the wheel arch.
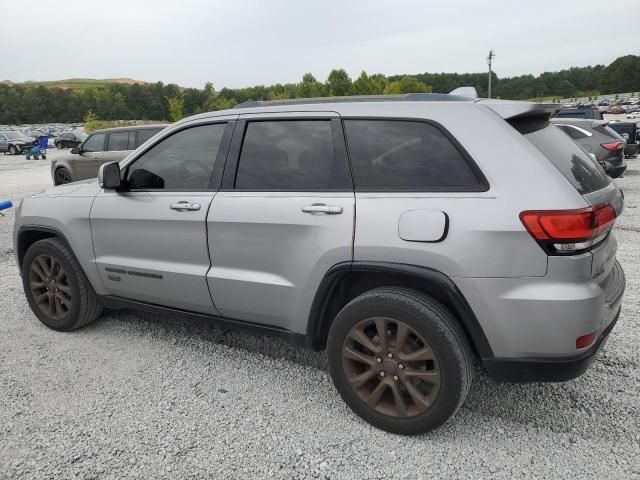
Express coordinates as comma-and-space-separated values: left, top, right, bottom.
17, 226, 80, 273
306, 261, 494, 360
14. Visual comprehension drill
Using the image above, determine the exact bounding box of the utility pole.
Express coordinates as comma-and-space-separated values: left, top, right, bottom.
487, 49, 495, 99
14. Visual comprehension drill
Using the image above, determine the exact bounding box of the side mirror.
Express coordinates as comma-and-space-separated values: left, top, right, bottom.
98, 162, 122, 190
71, 147, 80, 154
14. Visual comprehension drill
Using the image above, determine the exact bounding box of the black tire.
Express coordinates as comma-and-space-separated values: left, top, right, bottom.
327, 287, 473, 435
54, 167, 72, 185
22, 238, 103, 331
8, 145, 18, 155
55, 141, 63, 149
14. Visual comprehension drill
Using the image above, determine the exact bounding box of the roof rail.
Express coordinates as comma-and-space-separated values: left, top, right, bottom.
233, 93, 473, 109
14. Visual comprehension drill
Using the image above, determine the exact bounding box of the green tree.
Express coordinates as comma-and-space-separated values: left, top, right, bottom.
327, 69, 352, 96
384, 75, 431, 94
299, 73, 323, 98
165, 96, 184, 122
84, 110, 99, 133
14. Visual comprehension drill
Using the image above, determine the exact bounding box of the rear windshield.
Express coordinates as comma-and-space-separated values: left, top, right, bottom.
510, 117, 610, 194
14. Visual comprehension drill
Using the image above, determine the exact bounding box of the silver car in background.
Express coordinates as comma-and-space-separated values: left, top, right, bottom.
15, 93, 625, 434
51, 125, 165, 184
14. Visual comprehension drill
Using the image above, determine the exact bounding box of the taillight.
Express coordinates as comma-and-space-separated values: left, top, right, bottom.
520, 204, 617, 254
601, 142, 624, 151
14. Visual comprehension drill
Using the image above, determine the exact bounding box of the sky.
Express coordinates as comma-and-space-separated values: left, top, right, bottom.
2, 0, 638, 89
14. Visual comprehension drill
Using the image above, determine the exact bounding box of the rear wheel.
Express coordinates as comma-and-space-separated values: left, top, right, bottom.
327, 287, 473, 435
54, 167, 72, 185
22, 238, 102, 331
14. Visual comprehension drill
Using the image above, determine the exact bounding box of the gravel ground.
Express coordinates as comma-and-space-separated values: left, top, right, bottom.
0, 151, 639, 479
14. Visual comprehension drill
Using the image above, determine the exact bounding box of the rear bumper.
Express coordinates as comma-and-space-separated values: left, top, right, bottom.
483, 306, 620, 382
607, 163, 627, 178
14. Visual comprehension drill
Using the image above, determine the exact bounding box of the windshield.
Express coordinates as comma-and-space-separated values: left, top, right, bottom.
510, 117, 610, 195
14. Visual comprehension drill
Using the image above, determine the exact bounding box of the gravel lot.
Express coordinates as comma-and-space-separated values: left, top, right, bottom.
1, 150, 639, 479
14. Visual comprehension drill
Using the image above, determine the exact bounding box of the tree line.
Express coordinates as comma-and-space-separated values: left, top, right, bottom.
0, 55, 638, 124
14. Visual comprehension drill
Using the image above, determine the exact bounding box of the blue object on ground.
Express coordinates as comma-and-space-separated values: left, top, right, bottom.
0, 200, 13, 211
38, 136, 48, 150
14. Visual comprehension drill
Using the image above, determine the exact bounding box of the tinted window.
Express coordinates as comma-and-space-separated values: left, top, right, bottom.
563, 125, 588, 140
235, 120, 350, 190
82, 133, 106, 152
512, 118, 609, 194
344, 120, 480, 189
126, 123, 226, 190
107, 131, 130, 151
135, 128, 161, 148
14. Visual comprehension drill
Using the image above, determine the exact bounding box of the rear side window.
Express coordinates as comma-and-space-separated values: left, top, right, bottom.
344, 120, 483, 190
512, 117, 610, 194
136, 128, 160, 148
235, 120, 351, 190
107, 131, 130, 151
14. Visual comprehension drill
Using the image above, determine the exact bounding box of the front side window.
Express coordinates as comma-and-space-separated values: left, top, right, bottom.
107, 132, 130, 151
235, 120, 351, 190
82, 133, 106, 152
126, 123, 226, 190
344, 120, 482, 190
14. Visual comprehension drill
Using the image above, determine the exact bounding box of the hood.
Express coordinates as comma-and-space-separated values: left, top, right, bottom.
4, 134, 35, 143
30, 179, 100, 198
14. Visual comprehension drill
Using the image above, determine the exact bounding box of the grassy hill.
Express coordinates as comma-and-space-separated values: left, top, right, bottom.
0, 78, 149, 90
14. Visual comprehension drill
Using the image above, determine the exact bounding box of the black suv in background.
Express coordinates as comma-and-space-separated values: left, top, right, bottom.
608, 122, 640, 158
54, 132, 87, 149
551, 118, 627, 177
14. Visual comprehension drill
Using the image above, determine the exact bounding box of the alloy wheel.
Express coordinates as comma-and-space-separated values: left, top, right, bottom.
28, 254, 72, 321
55, 169, 71, 184
342, 317, 441, 418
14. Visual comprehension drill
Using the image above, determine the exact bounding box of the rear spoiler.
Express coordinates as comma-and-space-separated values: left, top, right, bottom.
590, 120, 610, 129
476, 98, 561, 120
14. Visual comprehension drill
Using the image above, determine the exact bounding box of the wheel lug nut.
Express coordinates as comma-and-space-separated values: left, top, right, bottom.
379, 371, 385, 377
398, 364, 404, 370
376, 357, 382, 363
387, 353, 393, 359
393, 375, 399, 381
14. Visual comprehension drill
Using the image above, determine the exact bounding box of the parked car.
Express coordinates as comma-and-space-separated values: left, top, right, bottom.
54, 131, 87, 149
15, 94, 625, 435
51, 125, 165, 185
0, 130, 37, 155
609, 121, 640, 158
551, 119, 627, 177
554, 107, 603, 120
609, 107, 626, 115
626, 112, 640, 119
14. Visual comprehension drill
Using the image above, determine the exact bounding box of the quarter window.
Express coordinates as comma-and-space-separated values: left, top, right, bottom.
82, 133, 106, 152
126, 123, 226, 190
344, 120, 481, 190
235, 120, 351, 190
107, 132, 130, 151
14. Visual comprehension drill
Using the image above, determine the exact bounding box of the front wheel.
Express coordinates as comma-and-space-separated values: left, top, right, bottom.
327, 287, 473, 435
54, 167, 72, 185
55, 142, 63, 149
22, 238, 102, 331
8, 145, 18, 155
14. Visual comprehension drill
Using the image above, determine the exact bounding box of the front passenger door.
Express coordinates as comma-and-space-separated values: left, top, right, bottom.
90, 119, 235, 314
76, 132, 105, 179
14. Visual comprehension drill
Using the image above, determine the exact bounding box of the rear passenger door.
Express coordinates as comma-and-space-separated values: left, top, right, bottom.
207, 113, 354, 333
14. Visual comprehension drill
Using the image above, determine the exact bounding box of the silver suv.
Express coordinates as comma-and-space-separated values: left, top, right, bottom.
13, 94, 625, 434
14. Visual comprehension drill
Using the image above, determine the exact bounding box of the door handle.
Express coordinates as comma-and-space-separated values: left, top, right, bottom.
301, 204, 343, 215
170, 202, 201, 211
